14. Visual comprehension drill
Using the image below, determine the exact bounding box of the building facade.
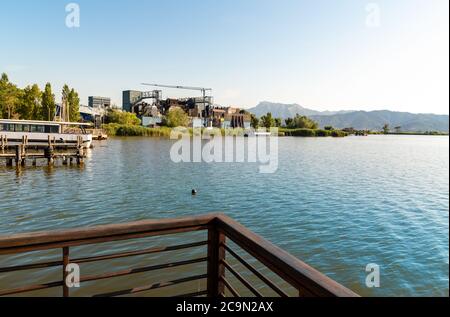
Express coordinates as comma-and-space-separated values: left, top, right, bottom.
122, 90, 143, 112
88, 96, 111, 109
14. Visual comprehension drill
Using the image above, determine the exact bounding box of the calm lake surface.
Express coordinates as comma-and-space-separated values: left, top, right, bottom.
0, 135, 448, 297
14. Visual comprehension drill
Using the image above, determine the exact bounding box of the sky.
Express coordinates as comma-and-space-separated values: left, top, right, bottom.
0, 0, 448, 114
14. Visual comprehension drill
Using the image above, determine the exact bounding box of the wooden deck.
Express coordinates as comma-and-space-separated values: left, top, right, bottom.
0, 135, 86, 166
0, 214, 359, 297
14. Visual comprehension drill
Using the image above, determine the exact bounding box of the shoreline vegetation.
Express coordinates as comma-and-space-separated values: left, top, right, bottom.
102, 123, 448, 138
102, 123, 349, 138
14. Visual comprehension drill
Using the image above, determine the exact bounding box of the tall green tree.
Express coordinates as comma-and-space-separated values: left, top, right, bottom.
41, 83, 56, 121
61, 84, 70, 121
250, 114, 259, 129
382, 123, 390, 134
0, 73, 20, 119
68, 88, 80, 122
19, 84, 42, 120
285, 117, 294, 127
274, 118, 282, 127
260, 112, 275, 129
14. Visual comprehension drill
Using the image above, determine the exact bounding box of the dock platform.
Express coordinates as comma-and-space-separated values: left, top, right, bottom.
0, 135, 87, 167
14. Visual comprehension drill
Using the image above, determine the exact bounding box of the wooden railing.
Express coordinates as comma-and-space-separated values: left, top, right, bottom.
0, 214, 359, 297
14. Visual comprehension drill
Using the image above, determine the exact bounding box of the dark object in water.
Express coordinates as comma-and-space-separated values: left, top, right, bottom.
192, 189, 197, 196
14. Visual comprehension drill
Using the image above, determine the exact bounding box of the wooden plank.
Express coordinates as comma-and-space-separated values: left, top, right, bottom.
0, 225, 208, 255
215, 215, 359, 297
0, 214, 217, 250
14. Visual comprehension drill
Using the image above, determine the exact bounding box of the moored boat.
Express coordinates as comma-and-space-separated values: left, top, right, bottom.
0, 119, 93, 149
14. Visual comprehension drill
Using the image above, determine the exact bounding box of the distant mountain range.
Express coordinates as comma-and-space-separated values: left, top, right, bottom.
248, 101, 354, 118
248, 102, 449, 132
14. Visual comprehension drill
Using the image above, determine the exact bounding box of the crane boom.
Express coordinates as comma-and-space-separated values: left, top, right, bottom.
141, 83, 212, 92
141, 83, 213, 121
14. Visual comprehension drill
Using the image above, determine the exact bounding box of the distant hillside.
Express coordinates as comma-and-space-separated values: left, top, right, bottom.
310, 111, 449, 132
248, 102, 352, 118
248, 102, 449, 132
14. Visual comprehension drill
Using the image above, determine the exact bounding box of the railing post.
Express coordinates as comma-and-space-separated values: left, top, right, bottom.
207, 225, 226, 297
62, 247, 70, 297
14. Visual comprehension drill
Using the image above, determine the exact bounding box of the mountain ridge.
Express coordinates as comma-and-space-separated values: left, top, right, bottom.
248, 102, 449, 132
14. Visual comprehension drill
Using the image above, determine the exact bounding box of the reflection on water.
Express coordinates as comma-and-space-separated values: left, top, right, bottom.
0, 136, 449, 297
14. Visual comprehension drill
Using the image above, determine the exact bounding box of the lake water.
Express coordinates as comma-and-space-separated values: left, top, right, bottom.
0, 135, 448, 297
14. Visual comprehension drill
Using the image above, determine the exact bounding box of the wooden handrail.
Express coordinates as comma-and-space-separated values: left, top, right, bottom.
0, 213, 216, 253
214, 214, 359, 297
0, 213, 359, 297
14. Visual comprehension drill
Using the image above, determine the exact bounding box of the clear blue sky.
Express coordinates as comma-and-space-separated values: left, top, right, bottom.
1, 0, 448, 114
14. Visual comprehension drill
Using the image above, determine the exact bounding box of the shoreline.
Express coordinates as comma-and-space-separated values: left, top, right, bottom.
102, 124, 448, 138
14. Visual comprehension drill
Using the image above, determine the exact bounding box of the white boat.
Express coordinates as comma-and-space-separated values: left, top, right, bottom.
244, 129, 273, 137
0, 119, 93, 149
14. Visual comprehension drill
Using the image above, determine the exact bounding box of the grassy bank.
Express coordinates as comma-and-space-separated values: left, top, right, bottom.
103, 124, 349, 138
103, 124, 173, 137
280, 128, 348, 137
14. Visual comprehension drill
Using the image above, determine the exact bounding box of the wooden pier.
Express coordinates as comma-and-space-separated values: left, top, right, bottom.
0, 135, 87, 167
0, 214, 358, 297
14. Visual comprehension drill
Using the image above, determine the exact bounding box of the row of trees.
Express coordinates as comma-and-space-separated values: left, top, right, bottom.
252, 112, 319, 130
0, 73, 80, 122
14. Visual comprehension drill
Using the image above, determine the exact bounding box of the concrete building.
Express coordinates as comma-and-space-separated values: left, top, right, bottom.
122, 90, 143, 112
211, 107, 251, 129
88, 96, 111, 109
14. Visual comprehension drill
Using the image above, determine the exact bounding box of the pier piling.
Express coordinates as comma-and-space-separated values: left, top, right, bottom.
0, 133, 88, 168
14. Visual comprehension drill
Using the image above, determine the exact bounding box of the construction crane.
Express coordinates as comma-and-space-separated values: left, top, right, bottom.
141, 83, 213, 120
141, 83, 212, 100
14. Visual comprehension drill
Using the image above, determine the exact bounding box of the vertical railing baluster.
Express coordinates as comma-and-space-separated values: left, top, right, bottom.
62, 247, 70, 297
207, 225, 226, 297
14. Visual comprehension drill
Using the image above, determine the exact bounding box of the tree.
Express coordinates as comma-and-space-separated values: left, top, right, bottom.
165, 107, 189, 127
106, 109, 141, 125
394, 126, 402, 133
324, 126, 334, 131
0, 73, 20, 119
260, 112, 275, 129
41, 83, 56, 121
285, 118, 294, 127
68, 88, 80, 122
19, 84, 42, 120
61, 84, 71, 121
250, 114, 259, 129
286, 114, 318, 129
274, 118, 282, 127
382, 123, 390, 134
